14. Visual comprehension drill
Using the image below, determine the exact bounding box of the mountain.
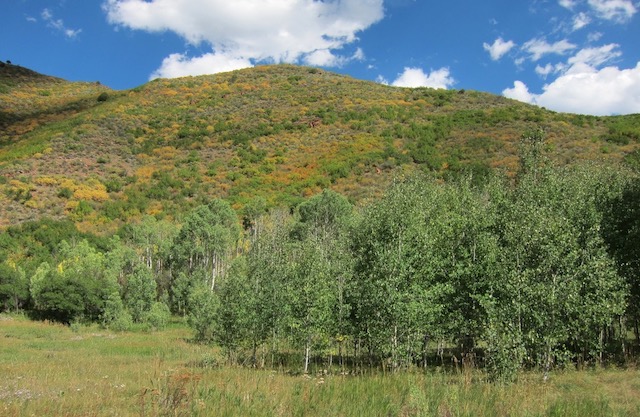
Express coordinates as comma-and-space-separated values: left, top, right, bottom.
1, 62, 639, 233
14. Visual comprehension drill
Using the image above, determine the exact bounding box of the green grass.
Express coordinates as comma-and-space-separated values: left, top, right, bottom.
1, 314, 639, 416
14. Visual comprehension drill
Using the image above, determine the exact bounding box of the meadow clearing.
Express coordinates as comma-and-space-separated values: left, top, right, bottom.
1, 314, 639, 417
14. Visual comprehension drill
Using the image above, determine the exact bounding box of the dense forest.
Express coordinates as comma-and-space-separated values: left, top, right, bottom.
2, 129, 639, 383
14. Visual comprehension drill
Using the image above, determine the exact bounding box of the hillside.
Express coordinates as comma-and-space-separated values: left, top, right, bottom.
1, 63, 639, 233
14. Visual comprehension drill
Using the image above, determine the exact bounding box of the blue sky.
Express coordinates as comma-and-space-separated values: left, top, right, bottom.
2, 0, 639, 115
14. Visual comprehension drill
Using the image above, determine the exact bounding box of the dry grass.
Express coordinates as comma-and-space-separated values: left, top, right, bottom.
1, 314, 639, 416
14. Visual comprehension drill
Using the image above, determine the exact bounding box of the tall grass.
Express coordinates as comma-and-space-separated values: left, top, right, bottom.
1, 314, 639, 416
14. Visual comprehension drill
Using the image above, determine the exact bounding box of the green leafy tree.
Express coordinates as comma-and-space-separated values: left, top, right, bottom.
120, 215, 177, 295
601, 177, 640, 343
488, 142, 628, 378
30, 240, 120, 323
0, 263, 28, 312
287, 238, 336, 373
294, 189, 354, 371
172, 199, 241, 292
242, 209, 296, 367
122, 263, 157, 322
350, 178, 454, 370
188, 282, 220, 342
216, 257, 256, 363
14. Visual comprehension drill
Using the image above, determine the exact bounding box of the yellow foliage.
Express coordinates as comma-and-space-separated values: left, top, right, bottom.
73, 180, 109, 202
24, 199, 40, 209
9, 180, 32, 192
153, 146, 178, 160
35, 176, 59, 186
65, 200, 79, 212
136, 165, 156, 181
146, 201, 164, 216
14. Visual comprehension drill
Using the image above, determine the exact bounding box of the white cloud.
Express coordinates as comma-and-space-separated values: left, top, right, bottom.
104, 0, 384, 77
522, 38, 577, 61
535, 63, 565, 77
483, 37, 516, 61
504, 61, 640, 115
503, 80, 538, 104
303, 47, 364, 67
587, 0, 637, 22
535, 64, 554, 77
376, 75, 389, 85
587, 31, 603, 42
572, 12, 591, 30
41, 8, 81, 39
559, 0, 578, 9
150, 52, 252, 80
389, 67, 455, 89
567, 43, 621, 68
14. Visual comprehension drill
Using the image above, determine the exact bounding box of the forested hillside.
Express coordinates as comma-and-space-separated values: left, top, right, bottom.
2, 63, 640, 381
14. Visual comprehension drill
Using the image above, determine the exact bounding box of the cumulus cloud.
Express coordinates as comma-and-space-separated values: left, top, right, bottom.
104, 0, 384, 77
387, 67, 455, 89
503, 80, 538, 104
504, 56, 640, 115
483, 37, 516, 61
41, 8, 81, 38
303, 47, 364, 67
150, 52, 252, 80
522, 38, 576, 61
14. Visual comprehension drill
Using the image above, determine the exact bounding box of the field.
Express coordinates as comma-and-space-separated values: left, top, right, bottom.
1, 314, 639, 416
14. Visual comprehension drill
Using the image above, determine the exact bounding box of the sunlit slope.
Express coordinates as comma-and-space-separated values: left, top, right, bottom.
1, 64, 638, 232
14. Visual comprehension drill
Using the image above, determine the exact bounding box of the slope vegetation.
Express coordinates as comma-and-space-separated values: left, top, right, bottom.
1, 63, 638, 232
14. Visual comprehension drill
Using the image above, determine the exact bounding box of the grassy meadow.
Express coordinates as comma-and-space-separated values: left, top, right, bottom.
1, 314, 639, 417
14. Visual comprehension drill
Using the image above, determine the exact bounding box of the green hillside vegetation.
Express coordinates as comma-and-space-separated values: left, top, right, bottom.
2, 63, 640, 406
2, 133, 640, 382
1, 63, 639, 233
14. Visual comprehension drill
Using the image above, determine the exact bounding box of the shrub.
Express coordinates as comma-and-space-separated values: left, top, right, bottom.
97, 92, 109, 102
145, 302, 171, 331
110, 310, 134, 332
57, 187, 72, 199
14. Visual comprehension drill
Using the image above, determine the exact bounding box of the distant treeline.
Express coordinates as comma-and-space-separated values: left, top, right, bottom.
1, 130, 639, 382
